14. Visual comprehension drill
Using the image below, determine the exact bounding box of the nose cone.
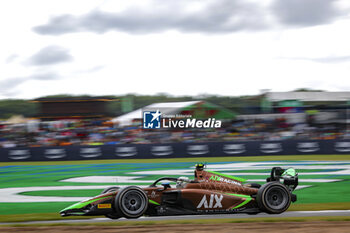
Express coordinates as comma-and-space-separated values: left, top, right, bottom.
59, 201, 90, 216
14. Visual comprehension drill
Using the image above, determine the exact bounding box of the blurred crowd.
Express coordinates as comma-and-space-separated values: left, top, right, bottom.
1, 118, 349, 148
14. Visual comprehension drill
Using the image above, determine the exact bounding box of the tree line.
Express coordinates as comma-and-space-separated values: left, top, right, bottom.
0, 89, 327, 119
0, 94, 262, 119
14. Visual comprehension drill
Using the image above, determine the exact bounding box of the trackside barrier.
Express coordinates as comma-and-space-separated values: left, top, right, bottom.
0, 140, 350, 162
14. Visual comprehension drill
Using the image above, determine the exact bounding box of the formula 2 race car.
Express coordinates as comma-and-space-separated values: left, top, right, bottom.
60, 164, 298, 219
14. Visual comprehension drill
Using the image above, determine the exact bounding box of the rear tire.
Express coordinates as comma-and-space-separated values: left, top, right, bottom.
115, 186, 148, 219
101, 187, 121, 219
256, 182, 291, 214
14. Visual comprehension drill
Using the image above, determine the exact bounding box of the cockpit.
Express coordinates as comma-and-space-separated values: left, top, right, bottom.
149, 176, 193, 189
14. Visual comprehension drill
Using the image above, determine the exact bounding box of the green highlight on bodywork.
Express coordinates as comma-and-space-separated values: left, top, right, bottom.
207, 170, 246, 182
148, 199, 160, 205
282, 168, 297, 177
225, 193, 252, 209
60, 196, 108, 213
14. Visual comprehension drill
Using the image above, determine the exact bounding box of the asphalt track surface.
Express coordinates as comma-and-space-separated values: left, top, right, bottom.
1, 210, 350, 225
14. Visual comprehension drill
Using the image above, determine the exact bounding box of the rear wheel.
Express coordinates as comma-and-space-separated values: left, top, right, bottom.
115, 186, 148, 219
256, 182, 291, 214
101, 187, 121, 219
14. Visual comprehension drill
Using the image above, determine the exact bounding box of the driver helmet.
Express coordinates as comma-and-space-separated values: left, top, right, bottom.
195, 163, 205, 171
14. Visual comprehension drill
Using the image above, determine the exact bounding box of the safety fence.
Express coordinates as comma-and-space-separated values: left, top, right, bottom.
1, 140, 350, 162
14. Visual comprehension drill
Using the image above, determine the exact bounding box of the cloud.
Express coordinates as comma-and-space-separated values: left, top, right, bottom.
33, 0, 268, 35
0, 71, 61, 95
26, 45, 73, 66
75, 65, 105, 74
5, 54, 19, 63
271, 0, 345, 27
0, 77, 27, 93
280, 55, 350, 63
306, 56, 350, 63
33, 0, 348, 36
26, 71, 61, 80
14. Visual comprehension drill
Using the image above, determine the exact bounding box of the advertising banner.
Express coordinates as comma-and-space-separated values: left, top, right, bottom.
0, 140, 348, 162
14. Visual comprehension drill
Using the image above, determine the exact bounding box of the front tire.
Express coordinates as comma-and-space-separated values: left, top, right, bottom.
256, 182, 291, 214
101, 187, 121, 219
115, 186, 148, 219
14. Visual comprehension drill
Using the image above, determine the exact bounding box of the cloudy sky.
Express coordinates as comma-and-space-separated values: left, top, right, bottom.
1, 0, 350, 99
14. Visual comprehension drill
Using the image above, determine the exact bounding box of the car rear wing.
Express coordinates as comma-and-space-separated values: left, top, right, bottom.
266, 167, 298, 191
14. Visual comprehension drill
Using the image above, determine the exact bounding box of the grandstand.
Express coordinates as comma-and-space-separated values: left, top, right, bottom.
31, 96, 117, 120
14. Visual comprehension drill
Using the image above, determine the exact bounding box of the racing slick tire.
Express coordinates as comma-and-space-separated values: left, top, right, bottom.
115, 186, 148, 219
101, 187, 121, 219
256, 182, 291, 214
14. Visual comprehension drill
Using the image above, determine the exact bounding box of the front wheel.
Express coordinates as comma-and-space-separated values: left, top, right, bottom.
115, 186, 148, 219
256, 182, 291, 214
101, 187, 121, 219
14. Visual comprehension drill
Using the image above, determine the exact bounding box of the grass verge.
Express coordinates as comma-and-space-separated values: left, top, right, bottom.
0, 213, 95, 223
2, 216, 350, 227
289, 202, 350, 211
